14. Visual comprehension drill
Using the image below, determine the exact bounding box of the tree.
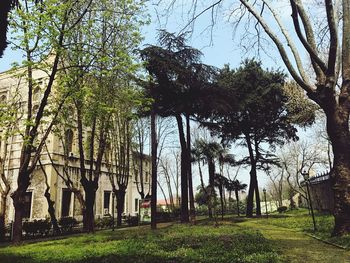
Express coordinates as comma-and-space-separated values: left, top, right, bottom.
133, 118, 151, 200
226, 179, 247, 217
60, 0, 145, 232
214, 173, 228, 220
201, 60, 298, 217
140, 31, 216, 223
279, 139, 330, 207
176, 0, 350, 236
0, 0, 15, 57
8, 0, 93, 243
192, 139, 224, 218
0, 86, 22, 240
159, 150, 181, 213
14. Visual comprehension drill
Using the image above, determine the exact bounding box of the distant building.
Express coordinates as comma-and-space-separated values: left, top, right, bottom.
300, 171, 334, 212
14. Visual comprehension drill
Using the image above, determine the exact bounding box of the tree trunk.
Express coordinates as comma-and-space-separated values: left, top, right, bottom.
186, 115, 195, 222
325, 111, 350, 236
208, 160, 215, 218
219, 183, 224, 220
0, 194, 7, 241
246, 166, 257, 217
151, 111, 157, 229
11, 190, 24, 243
255, 183, 261, 217
175, 115, 189, 223
116, 189, 126, 227
82, 183, 97, 232
235, 189, 240, 217
44, 189, 61, 235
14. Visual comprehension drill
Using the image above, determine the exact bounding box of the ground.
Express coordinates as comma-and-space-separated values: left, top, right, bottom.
0, 210, 349, 262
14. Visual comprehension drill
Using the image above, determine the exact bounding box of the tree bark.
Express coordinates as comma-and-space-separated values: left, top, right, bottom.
0, 194, 8, 240
208, 160, 215, 218
44, 188, 61, 235
81, 181, 97, 232
186, 115, 195, 222
151, 111, 157, 229
255, 183, 261, 216
246, 166, 257, 217
325, 109, 350, 236
116, 189, 126, 227
218, 181, 224, 220
175, 115, 189, 223
235, 189, 240, 217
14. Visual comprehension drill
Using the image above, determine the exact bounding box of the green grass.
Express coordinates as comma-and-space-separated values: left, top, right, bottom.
0, 221, 280, 263
259, 209, 350, 248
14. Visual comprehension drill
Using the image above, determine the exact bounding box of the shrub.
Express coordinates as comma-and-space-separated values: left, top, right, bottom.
22, 219, 51, 237
59, 217, 78, 233
156, 211, 172, 222
277, 206, 288, 213
125, 216, 138, 226
95, 216, 114, 229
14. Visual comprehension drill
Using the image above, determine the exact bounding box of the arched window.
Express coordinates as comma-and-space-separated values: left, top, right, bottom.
33, 86, 41, 101
32, 104, 39, 114
65, 129, 74, 154
0, 95, 6, 102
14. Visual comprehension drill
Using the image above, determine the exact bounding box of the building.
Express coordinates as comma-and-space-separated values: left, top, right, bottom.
300, 171, 334, 212
0, 67, 150, 224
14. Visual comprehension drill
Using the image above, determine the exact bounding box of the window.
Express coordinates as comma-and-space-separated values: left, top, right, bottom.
33, 86, 41, 101
104, 191, 111, 215
64, 129, 74, 154
23, 192, 32, 219
134, 198, 139, 212
145, 172, 149, 183
61, 189, 72, 217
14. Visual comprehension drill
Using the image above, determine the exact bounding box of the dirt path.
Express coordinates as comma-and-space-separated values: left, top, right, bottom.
239, 220, 350, 263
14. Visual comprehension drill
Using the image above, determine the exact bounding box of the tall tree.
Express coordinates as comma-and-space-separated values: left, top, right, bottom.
61, 0, 145, 232
140, 31, 216, 223
201, 60, 299, 217
0, 86, 21, 240
8, 0, 93, 243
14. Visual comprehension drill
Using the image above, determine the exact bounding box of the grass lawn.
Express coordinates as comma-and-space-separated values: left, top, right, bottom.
0, 221, 279, 263
258, 209, 350, 248
1, 210, 349, 263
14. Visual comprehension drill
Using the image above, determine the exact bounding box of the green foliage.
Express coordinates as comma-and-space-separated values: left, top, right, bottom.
139, 30, 216, 117
58, 217, 78, 234
125, 216, 139, 226
198, 59, 301, 176
277, 206, 288, 213
95, 216, 114, 229
0, 222, 280, 262
22, 219, 51, 237
283, 81, 318, 127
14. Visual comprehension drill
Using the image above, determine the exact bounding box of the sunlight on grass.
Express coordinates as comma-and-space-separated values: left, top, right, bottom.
0, 222, 280, 263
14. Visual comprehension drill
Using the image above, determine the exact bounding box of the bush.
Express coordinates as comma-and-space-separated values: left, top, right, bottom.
58, 217, 78, 233
196, 205, 209, 216
22, 219, 51, 237
156, 211, 171, 222
125, 216, 138, 226
277, 206, 288, 213
95, 216, 114, 229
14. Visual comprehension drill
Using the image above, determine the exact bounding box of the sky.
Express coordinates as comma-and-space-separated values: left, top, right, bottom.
0, 1, 326, 194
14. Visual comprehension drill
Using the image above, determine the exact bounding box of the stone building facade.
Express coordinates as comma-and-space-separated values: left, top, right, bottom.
0, 67, 150, 224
